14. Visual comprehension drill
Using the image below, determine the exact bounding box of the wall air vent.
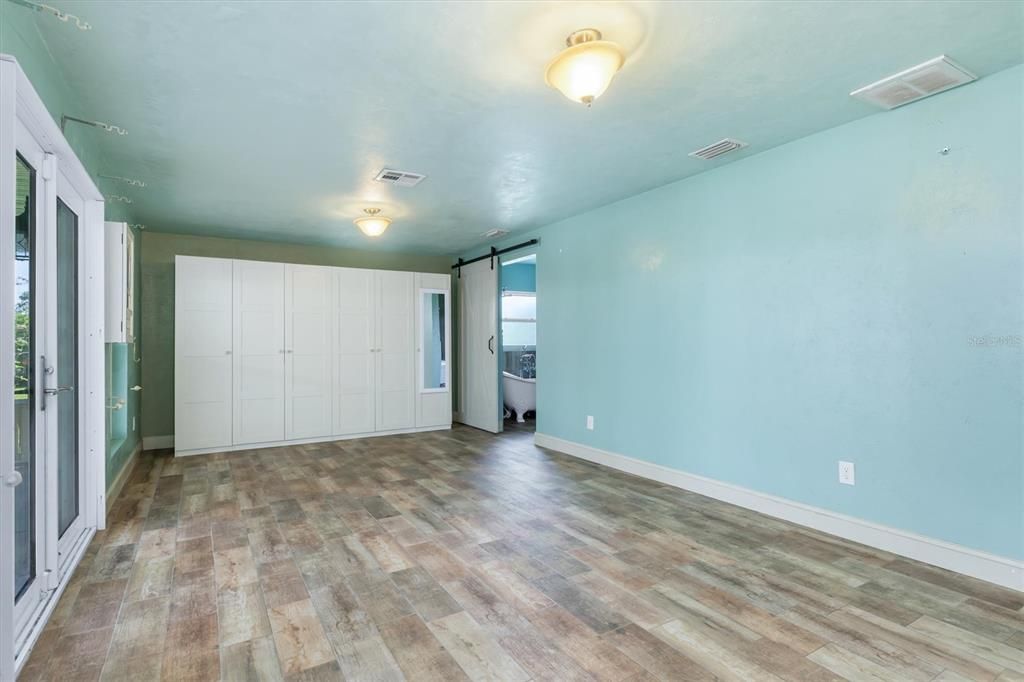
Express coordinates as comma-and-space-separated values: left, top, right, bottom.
374, 168, 426, 187
850, 56, 976, 110
689, 138, 748, 161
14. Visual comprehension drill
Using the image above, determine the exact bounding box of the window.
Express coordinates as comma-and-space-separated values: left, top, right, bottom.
502, 292, 535, 347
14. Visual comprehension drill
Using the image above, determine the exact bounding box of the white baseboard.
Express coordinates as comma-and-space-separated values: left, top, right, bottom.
143, 435, 174, 450
534, 432, 1024, 593
174, 424, 452, 457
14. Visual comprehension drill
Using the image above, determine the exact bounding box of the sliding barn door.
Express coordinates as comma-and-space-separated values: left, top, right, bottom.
458, 260, 501, 432
284, 265, 333, 440
175, 256, 233, 451
334, 268, 376, 435
233, 260, 285, 445
376, 271, 415, 431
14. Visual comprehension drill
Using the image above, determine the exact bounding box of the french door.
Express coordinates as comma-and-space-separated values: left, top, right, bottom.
11, 122, 89, 650
3, 55, 105, 680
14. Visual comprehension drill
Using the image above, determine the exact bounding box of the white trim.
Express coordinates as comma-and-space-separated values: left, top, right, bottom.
534, 432, 1024, 593
174, 424, 452, 457
13, 527, 94, 676
143, 435, 174, 451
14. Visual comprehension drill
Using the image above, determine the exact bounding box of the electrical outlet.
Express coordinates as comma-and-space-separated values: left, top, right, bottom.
586, 415, 594, 431
838, 461, 855, 486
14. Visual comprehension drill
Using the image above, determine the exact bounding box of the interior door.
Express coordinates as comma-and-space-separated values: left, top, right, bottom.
233, 260, 285, 445
285, 264, 332, 440
174, 256, 233, 452
334, 268, 376, 435
376, 271, 414, 431
458, 260, 501, 432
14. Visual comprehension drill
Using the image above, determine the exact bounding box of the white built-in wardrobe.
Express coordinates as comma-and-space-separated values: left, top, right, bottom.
174, 256, 451, 456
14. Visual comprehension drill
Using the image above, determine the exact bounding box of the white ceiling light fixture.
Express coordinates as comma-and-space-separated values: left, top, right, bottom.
354, 208, 391, 237
544, 28, 625, 107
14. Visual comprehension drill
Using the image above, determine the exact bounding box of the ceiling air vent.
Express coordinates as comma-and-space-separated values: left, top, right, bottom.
374, 168, 426, 187
850, 56, 976, 110
689, 138, 748, 161
483, 229, 509, 239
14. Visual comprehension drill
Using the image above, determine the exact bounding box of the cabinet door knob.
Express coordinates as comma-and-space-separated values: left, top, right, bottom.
4, 471, 23, 488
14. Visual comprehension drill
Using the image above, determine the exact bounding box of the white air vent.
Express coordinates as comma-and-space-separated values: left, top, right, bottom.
850, 56, 976, 110
689, 138, 748, 161
374, 168, 426, 187
483, 229, 509, 239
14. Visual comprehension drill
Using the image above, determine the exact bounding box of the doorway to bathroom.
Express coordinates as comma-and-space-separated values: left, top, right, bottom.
500, 254, 536, 430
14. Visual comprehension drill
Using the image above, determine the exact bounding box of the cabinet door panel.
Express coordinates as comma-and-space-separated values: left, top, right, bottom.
175, 257, 233, 451
285, 265, 332, 440
335, 268, 376, 435
377, 271, 414, 431
233, 261, 285, 445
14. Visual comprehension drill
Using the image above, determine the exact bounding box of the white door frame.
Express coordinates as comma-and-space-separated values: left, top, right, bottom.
1, 54, 106, 680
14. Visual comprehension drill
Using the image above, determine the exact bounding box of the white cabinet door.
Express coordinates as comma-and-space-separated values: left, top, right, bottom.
175, 256, 233, 451
334, 268, 376, 435
285, 264, 333, 440
233, 260, 285, 445
377, 271, 415, 431
416, 273, 452, 428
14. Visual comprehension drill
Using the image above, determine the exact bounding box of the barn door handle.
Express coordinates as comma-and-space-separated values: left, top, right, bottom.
488, 335, 495, 354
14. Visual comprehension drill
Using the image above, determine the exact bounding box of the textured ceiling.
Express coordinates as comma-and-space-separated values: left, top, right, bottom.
17, 0, 1024, 254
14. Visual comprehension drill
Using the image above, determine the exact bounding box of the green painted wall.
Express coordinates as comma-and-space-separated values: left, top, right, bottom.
2, 6, 140, 487
139, 231, 452, 439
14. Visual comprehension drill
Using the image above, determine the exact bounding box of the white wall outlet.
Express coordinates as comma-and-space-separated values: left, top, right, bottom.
838, 460, 855, 486
586, 415, 594, 430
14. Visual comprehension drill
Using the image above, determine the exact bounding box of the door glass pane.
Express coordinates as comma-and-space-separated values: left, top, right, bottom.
57, 199, 79, 536
422, 292, 446, 389
14, 155, 36, 600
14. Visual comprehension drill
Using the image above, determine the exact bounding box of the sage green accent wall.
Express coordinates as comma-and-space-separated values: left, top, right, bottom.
139, 231, 452, 439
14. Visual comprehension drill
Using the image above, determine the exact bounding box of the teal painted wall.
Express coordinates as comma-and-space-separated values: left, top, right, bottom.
502, 263, 536, 293
2, 8, 141, 489
487, 66, 1024, 560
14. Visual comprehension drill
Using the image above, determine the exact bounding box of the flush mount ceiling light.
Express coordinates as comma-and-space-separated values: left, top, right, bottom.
544, 28, 625, 107
354, 208, 391, 237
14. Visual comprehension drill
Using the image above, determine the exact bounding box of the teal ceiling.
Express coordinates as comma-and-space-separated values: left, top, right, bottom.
13, 0, 1024, 254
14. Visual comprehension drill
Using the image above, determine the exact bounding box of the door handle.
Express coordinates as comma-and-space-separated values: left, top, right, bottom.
488, 335, 495, 354
4, 471, 22, 488
44, 386, 74, 396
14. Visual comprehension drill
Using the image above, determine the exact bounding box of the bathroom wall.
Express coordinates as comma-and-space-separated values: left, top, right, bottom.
139, 231, 452, 441
502, 263, 536, 293
483, 64, 1023, 560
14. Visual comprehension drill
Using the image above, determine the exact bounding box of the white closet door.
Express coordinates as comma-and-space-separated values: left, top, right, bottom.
175, 256, 233, 451
233, 260, 285, 445
334, 268, 376, 435
285, 264, 332, 440
458, 259, 501, 433
377, 271, 415, 431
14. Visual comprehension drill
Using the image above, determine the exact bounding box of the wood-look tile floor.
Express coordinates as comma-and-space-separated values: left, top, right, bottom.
21, 425, 1024, 681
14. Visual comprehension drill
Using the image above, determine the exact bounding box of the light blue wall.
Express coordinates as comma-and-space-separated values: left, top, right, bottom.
502, 263, 536, 293
491, 65, 1023, 560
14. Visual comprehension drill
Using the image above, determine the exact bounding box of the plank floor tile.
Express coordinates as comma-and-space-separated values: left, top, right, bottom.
20, 423, 1024, 681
